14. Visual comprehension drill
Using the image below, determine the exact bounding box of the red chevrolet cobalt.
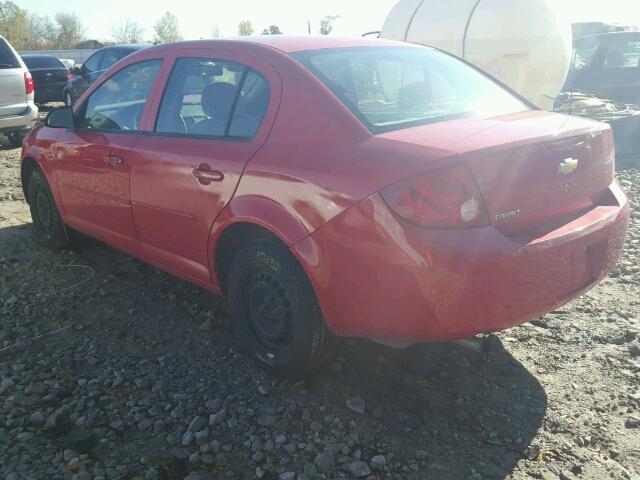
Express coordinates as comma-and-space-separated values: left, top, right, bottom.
21, 37, 629, 377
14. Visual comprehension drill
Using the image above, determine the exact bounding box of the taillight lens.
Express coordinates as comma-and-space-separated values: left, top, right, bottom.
24, 71, 34, 95
380, 163, 490, 228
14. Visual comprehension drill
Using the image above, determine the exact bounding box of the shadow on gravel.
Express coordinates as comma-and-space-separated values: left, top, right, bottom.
1, 221, 547, 479
312, 339, 547, 479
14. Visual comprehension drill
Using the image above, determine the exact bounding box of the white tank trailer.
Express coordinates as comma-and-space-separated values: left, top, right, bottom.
380, 0, 573, 111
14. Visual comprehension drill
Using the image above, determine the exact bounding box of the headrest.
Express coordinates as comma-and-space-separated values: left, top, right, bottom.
397, 82, 432, 111
201, 82, 236, 117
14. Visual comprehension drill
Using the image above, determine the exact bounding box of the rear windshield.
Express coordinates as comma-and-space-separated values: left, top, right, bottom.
23, 56, 65, 69
293, 47, 529, 133
0, 38, 20, 69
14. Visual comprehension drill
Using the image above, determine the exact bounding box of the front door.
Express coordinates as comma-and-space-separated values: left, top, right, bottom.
56, 58, 163, 252
131, 52, 277, 282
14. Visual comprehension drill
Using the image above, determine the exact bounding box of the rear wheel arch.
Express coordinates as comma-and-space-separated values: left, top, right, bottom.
209, 196, 312, 293
213, 221, 290, 295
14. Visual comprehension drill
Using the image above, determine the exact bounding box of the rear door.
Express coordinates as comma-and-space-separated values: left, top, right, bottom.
130, 49, 279, 281
0, 37, 26, 117
55, 58, 163, 252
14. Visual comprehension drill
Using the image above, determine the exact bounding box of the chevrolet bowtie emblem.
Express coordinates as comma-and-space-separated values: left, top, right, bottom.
558, 158, 579, 175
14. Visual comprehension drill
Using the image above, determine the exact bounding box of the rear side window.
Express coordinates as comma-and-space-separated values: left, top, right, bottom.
80, 59, 161, 131
23, 56, 65, 69
0, 38, 20, 69
155, 57, 269, 139
83, 52, 102, 72
101, 49, 126, 70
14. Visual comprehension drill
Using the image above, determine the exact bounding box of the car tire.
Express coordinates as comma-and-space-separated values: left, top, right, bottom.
227, 237, 337, 378
28, 169, 71, 249
7, 131, 24, 148
65, 92, 73, 107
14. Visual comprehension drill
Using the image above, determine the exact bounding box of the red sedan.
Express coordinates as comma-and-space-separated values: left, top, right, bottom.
21, 36, 629, 377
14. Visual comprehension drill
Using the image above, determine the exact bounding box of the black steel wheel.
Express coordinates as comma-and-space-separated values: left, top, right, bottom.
28, 169, 70, 249
227, 237, 337, 378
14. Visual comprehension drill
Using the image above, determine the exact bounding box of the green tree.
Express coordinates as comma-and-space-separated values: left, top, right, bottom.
237, 20, 253, 36
111, 18, 144, 44
0, 1, 28, 48
319, 15, 340, 35
154, 11, 182, 43
261, 25, 283, 35
55, 12, 85, 48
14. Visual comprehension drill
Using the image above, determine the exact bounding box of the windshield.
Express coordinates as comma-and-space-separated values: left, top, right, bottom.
23, 56, 65, 69
294, 47, 530, 133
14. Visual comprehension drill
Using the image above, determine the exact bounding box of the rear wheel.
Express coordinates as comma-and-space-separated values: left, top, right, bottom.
28, 169, 70, 249
227, 238, 337, 378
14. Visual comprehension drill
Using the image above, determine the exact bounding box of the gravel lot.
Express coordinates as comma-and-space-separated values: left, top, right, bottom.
0, 136, 639, 480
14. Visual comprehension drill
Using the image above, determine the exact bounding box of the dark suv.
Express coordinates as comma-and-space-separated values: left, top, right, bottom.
64, 44, 150, 106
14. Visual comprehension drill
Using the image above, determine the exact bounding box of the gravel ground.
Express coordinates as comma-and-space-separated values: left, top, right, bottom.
0, 136, 638, 480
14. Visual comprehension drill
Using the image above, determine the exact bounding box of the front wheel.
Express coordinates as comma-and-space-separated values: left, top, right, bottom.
227, 238, 337, 378
28, 169, 70, 249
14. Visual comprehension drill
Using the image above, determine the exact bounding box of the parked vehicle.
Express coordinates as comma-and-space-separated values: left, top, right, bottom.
64, 43, 150, 106
0, 35, 38, 147
58, 58, 75, 69
564, 31, 640, 105
21, 54, 70, 105
21, 37, 629, 377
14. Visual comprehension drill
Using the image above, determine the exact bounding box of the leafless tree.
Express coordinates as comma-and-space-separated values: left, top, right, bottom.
55, 12, 85, 48
111, 18, 145, 44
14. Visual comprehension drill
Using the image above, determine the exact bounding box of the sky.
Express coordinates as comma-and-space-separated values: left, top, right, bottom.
13, 0, 640, 41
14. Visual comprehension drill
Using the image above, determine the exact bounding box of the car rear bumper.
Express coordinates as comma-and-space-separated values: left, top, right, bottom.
294, 181, 629, 342
34, 83, 66, 103
0, 103, 38, 132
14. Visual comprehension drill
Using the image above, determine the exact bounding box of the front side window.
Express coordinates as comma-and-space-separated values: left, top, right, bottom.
571, 38, 599, 71
294, 47, 529, 133
80, 59, 161, 131
603, 39, 640, 68
155, 58, 269, 139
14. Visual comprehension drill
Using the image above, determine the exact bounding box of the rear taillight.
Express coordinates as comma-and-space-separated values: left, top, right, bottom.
380, 163, 490, 228
24, 71, 34, 95
67, 70, 73, 81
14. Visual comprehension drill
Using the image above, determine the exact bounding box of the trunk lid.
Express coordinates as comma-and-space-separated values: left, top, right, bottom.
380, 111, 615, 234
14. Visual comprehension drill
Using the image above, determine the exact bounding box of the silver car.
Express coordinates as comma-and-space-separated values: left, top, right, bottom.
0, 35, 38, 147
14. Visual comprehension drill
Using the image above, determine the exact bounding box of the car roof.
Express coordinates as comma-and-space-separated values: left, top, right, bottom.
147, 36, 409, 55
577, 31, 640, 42
106, 43, 152, 51
21, 53, 59, 58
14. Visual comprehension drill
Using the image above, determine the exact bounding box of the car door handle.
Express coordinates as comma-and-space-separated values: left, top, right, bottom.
105, 155, 124, 167
192, 164, 224, 184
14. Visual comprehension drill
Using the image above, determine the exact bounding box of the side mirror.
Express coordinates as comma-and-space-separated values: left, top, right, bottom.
70, 66, 82, 76
45, 106, 75, 129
